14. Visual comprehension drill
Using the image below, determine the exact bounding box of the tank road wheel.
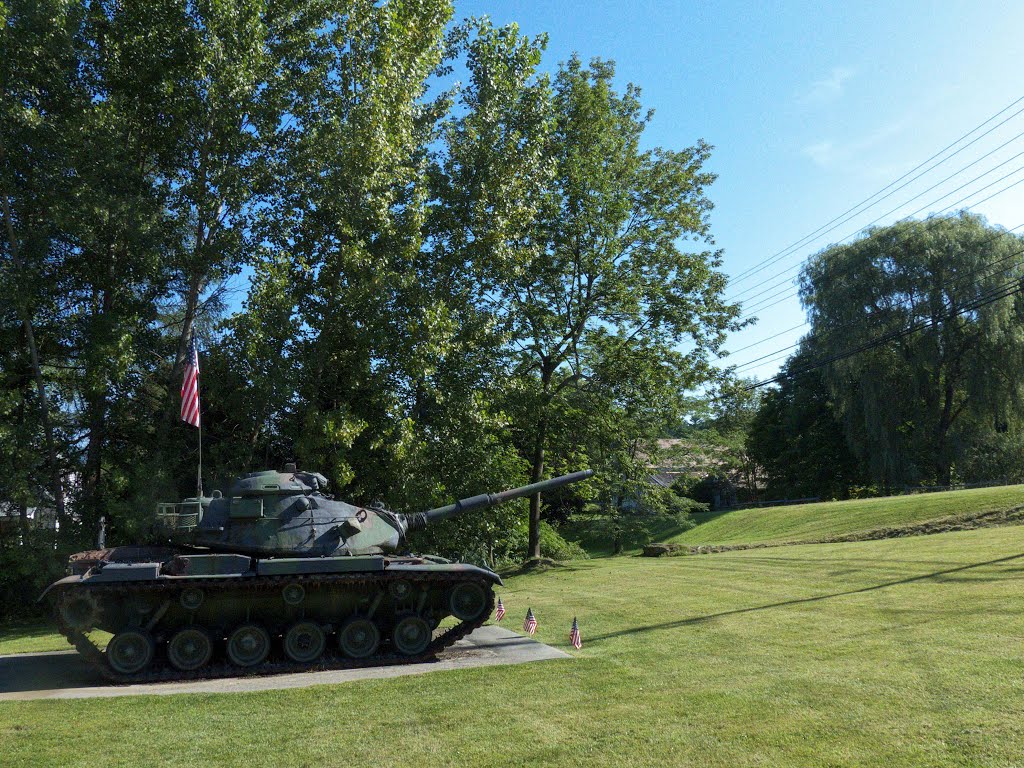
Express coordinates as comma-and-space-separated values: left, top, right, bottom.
284, 621, 326, 663
388, 579, 414, 601
167, 628, 213, 672
337, 617, 380, 659
226, 624, 271, 667
58, 590, 101, 631
106, 629, 155, 675
392, 615, 432, 656
281, 583, 305, 606
179, 587, 205, 612
449, 581, 488, 621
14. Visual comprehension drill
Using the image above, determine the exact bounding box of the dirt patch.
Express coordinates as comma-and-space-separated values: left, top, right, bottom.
642, 505, 1024, 557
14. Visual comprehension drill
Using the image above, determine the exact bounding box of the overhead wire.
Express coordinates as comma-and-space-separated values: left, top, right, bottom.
731, 128, 1024, 304
726, 94, 1024, 291
729, 221, 1024, 372
710, 94, 1024, 396
739, 247, 1024, 391
734, 169, 1024, 321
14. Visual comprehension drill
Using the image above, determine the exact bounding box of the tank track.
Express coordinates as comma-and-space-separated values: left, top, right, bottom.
53, 570, 495, 684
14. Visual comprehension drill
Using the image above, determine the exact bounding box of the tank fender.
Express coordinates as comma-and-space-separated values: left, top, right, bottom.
38, 574, 85, 602
384, 561, 503, 586
84, 562, 162, 583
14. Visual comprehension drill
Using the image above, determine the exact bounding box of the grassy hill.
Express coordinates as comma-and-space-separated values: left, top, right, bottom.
3, 525, 1024, 766
667, 484, 1024, 547
562, 484, 1024, 556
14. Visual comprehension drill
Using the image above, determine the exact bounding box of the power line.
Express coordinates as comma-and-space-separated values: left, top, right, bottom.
736, 170, 1024, 320
724, 321, 808, 356
726, 221, 1024, 372
726, 94, 1024, 291
741, 260, 1024, 391
731, 129, 1024, 304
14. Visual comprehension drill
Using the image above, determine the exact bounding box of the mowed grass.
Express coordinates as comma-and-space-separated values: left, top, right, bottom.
0, 619, 73, 656
668, 484, 1024, 547
2, 525, 1024, 767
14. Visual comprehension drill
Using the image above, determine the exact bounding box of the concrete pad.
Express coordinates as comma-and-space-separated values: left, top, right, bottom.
0, 626, 569, 701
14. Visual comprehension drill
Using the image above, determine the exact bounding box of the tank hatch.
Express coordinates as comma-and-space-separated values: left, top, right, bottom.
230, 467, 329, 497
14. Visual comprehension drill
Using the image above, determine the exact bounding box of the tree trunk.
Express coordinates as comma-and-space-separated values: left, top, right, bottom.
81, 391, 106, 533
173, 270, 204, 379
81, 288, 113, 534
527, 413, 547, 559
1, 190, 67, 526
934, 376, 957, 486
173, 126, 215, 381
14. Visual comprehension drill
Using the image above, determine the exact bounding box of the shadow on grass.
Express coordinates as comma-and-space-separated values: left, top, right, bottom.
687, 509, 740, 526
501, 560, 592, 578
587, 551, 1024, 643
562, 515, 695, 557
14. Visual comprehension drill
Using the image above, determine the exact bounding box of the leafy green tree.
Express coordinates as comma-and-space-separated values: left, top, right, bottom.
799, 213, 1024, 487
675, 382, 763, 502
232, 0, 454, 496
433, 36, 739, 556
746, 347, 864, 499
0, 0, 89, 527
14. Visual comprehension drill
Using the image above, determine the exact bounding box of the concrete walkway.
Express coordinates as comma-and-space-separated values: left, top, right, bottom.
0, 626, 569, 701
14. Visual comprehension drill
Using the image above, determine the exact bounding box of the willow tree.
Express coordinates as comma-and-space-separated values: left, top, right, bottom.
800, 212, 1024, 487
434, 38, 739, 558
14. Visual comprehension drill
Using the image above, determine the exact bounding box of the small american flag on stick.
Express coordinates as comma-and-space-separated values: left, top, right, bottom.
569, 616, 582, 649
180, 334, 201, 428
494, 597, 505, 622
523, 607, 537, 635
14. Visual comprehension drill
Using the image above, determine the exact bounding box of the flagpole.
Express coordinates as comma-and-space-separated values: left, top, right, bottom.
197, 335, 203, 498
197, 415, 204, 498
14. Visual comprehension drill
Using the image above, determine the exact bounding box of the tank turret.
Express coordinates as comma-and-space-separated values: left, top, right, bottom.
157, 468, 594, 558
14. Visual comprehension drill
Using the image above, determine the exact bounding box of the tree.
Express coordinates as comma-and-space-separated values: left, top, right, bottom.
433, 35, 739, 557
672, 382, 763, 501
0, 0, 103, 529
799, 213, 1024, 487
230, 0, 454, 497
746, 347, 864, 499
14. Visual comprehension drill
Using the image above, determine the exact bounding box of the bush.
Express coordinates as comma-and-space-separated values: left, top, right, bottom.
538, 521, 589, 561
0, 530, 78, 620
847, 485, 882, 499
664, 493, 709, 516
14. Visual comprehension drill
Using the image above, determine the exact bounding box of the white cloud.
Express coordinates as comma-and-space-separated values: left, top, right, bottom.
801, 119, 909, 171
800, 67, 855, 105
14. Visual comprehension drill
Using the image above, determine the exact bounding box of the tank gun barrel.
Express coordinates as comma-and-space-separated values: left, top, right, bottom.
405, 470, 593, 530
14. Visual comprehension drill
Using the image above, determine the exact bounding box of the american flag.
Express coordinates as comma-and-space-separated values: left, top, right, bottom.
569, 616, 582, 649
523, 607, 537, 635
180, 334, 201, 428
495, 597, 505, 622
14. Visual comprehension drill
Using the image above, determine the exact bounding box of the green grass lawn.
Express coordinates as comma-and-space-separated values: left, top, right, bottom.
0, 619, 73, 656
2, 525, 1023, 767
667, 484, 1024, 547
0, 622, 111, 656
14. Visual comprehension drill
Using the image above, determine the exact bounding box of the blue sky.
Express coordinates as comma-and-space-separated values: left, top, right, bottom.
455, 0, 1024, 382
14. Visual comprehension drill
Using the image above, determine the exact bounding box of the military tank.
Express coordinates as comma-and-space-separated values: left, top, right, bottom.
42, 466, 593, 681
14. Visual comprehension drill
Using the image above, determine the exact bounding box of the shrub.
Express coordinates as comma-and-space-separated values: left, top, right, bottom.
665, 493, 709, 516
0, 530, 78, 619
538, 521, 589, 561
672, 475, 715, 504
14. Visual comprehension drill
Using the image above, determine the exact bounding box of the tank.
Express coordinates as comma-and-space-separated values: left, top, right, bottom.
41, 466, 593, 681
